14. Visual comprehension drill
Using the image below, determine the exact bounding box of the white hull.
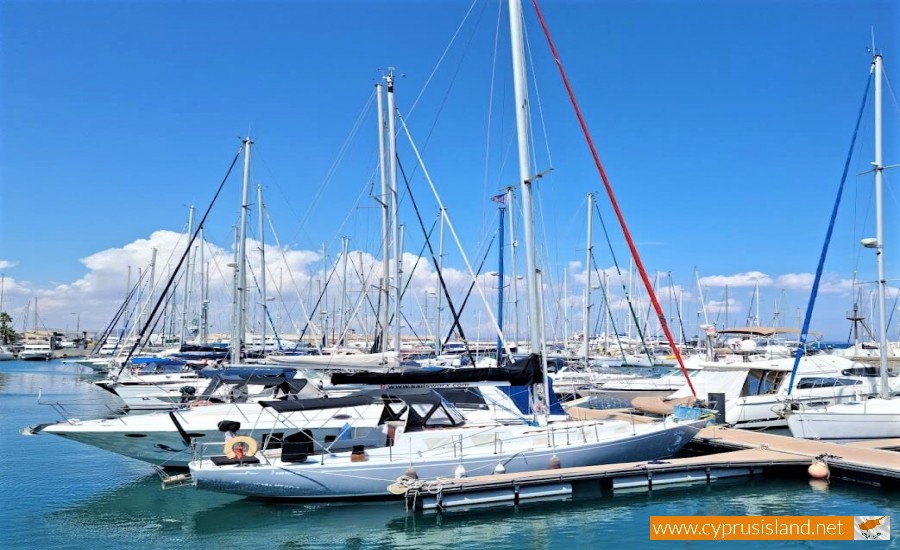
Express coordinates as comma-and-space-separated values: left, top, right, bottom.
37, 401, 387, 468
787, 398, 900, 440
726, 385, 884, 429
190, 418, 703, 499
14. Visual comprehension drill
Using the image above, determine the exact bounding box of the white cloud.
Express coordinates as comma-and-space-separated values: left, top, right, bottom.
773, 272, 814, 290
699, 271, 772, 288
0, 230, 871, 342
0, 260, 17, 270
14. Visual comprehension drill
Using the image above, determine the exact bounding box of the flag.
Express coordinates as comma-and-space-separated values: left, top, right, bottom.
491, 194, 506, 204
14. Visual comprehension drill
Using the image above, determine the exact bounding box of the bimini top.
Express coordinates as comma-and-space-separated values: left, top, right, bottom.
716, 327, 822, 338
260, 389, 466, 431
259, 388, 446, 413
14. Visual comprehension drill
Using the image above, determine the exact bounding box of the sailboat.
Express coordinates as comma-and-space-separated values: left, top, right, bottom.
187, 0, 706, 500
787, 48, 900, 441
265, 76, 403, 372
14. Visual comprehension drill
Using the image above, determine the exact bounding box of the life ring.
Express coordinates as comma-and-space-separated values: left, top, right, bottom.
225, 435, 258, 459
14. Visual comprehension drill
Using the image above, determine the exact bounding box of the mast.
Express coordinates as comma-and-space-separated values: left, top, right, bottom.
145, 248, 157, 341
231, 136, 252, 364
376, 82, 390, 353
339, 236, 349, 345
872, 51, 889, 399
508, 0, 548, 410
199, 228, 209, 345
507, 186, 520, 349
387, 71, 401, 356
436, 213, 444, 354
583, 192, 593, 368
258, 185, 267, 355
754, 280, 760, 327
321, 242, 328, 346
508, 0, 539, 354
180, 206, 195, 346
602, 270, 611, 352
496, 195, 506, 362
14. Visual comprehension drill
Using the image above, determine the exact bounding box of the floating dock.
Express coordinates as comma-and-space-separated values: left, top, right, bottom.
395, 414, 900, 512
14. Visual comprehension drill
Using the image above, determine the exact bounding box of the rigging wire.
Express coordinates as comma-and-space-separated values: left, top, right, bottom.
786, 70, 873, 395
593, 200, 652, 363
119, 143, 244, 372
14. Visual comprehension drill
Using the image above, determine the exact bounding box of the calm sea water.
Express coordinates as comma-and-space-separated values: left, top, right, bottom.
2, 359, 897, 549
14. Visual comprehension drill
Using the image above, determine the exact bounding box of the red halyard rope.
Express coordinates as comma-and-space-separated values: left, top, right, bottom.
529, 0, 697, 397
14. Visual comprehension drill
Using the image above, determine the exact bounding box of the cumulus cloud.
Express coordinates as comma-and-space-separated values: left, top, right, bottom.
0, 260, 17, 270
699, 272, 772, 288
0, 229, 870, 342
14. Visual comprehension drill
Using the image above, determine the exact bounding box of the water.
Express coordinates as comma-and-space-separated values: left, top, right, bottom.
2, 360, 897, 549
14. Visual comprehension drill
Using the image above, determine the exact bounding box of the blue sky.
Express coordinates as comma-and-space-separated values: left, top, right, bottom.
1, 0, 898, 343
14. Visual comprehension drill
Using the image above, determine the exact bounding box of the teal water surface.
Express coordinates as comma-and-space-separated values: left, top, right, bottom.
2, 360, 897, 549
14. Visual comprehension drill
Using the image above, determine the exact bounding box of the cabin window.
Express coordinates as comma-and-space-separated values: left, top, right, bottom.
424, 403, 466, 427
424, 406, 456, 427
796, 378, 862, 390
744, 370, 787, 395
437, 388, 489, 410
841, 366, 896, 378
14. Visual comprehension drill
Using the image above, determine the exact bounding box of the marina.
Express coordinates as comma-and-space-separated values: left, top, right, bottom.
2, 0, 898, 547
3, 359, 898, 548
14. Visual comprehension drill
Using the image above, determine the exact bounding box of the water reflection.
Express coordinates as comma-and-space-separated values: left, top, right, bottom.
50, 469, 897, 550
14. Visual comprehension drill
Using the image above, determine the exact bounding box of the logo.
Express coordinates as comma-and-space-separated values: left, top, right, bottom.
854, 516, 890, 540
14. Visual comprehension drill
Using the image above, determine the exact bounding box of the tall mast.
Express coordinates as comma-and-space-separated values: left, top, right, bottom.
583, 192, 593, 368
339, 236, 350, 345
496, 196, 506, 362
754, 280, 760, 327
508, 0, 540, 356
257, 184, 267, 355
199, 228, 209, 345
231, 137, 252, 363
563, 267, 568, 345
436, 213, 444, 354
508, 0, 549, 412
180, 206, 195, 346
507, 186, 520, 348
872, 51, 889, 399
387, 71, 401, 355
145, 248, 157, 340
376, 82, 390, 353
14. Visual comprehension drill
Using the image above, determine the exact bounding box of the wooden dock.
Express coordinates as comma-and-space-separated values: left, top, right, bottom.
396, 418, 900, 511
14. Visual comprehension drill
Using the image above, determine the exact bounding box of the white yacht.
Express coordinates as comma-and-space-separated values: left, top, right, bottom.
18, 343, 53, 361
187, 386, 705, 499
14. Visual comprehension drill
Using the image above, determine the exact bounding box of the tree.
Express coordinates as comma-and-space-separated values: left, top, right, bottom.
0, 312, 18, 345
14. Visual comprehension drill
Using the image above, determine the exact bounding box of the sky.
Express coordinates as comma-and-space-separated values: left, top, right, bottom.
1, 0, 898, 345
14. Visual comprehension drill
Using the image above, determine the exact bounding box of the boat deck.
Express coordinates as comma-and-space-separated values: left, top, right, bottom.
397, 412, 900, 511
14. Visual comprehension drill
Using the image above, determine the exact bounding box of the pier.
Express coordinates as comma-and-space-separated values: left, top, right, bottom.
395, 413, 900, 511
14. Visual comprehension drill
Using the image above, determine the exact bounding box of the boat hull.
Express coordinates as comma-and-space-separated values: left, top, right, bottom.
190, 421, 702, 499
786, 399, 900, 440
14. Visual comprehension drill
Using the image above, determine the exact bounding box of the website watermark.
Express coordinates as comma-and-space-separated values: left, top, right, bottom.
650, 515, 891, 541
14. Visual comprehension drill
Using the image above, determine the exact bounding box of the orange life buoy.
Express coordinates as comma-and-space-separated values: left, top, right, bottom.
224, 435, 258, 459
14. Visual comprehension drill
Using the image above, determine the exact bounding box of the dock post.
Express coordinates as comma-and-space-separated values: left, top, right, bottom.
708, 393, 726, 425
